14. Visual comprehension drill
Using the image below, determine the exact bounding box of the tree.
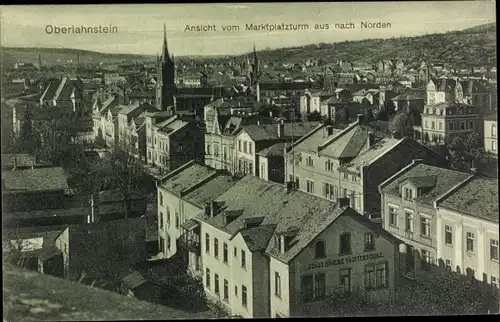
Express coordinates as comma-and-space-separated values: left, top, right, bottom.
388, 111, 414, 139
100, 145, 148, 219
445, 132, 496, 176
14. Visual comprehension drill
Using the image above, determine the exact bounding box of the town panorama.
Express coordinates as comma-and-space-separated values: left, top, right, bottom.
1, 2, 498, 320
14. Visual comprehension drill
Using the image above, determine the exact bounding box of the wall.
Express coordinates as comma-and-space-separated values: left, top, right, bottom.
269, 257, 291, 318
201, 223, 257, 318
484, 120, 497, 155
158, 188, 181, 257
235, 131, 256, 175
283, 215, 398, 317
437, 207, 499, 284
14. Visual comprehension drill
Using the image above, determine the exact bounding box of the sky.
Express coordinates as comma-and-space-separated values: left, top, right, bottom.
0, 2, 496, 57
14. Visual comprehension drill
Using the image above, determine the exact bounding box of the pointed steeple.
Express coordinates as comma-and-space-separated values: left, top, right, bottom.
162, 23, 169, 61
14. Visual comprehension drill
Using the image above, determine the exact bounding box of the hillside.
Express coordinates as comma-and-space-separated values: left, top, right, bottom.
0, 47, 154, 68
240, 23, 497, 68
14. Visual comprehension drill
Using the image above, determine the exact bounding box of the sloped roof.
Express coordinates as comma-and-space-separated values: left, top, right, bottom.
3, 167, 68, 192
159, 163, 216, 195
242, 122, 319, 142
239, 224, 277, 252
381, 163, 471, 206
183, 173, 239, 207
257, 142, 288, 157
439, 176, 499, 223
122, 271, 147, 290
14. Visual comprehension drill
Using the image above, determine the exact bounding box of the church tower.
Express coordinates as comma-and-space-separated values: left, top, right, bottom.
156, 24, 176, 110
245, 44, 261, 102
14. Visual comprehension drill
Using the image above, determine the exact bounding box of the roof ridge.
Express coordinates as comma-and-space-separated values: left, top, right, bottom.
318, 120, 360, 151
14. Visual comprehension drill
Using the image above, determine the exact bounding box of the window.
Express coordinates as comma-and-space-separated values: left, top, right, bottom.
376, 262, 388, 288
175, 212, 180, 229
248, 162, 253, 174
234, 246, 237, 258
223, 243, 228, 263
364, 233, 375, 251
315, 240, 326, 259
438, 121, 442, 130
421, 249, 432, 271
242, 285, 247, 307
159, 192, 163, 206
206, 268, 211, 288
389, 207, 398, 227
445, 225, 453, 245
223, 279, 229, 301
492, 276, 499, 290
460, 121, 465, 130
241, 250, 246, 268
445, 259, 452, 270
249, 142, 253, 154
343, 173, 349, 180
467, 232, 475, 252
275, 272, 281, 297
492, 124, 497, 137
492, 141, 497, 151
260, 164, 265, 178
339, 269, 351, 295
491, 239, 499, 261
323, 183, 336, 200
301, 275, 313, 302
404, 187, 414, 200
238, 140, 242, 152
214, 238, 219, 259
205, 233, 210, 254
339, 233, 351, 255
425, 120, 428, 128
314, 273, 326, 298
167, 235, 171, 250
166, 208, 171, 224
295, 177, 300, 189
325, 159, 335, 172
306, 180, 314, 193
431, 121, 435, 130
420, 217, 431, 237
405, 212, 414, 232
243, 141, 248, 153
306, 156, 314, 167
365, 264, 375, 290
214, 274, 220, 294
214, 144, 219, 156
235, 285, 238, 297
469, 121, 474, 130
159, 212, 164, 228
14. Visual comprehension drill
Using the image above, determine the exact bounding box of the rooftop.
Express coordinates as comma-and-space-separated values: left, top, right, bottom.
381, 163, 471, 206
198, 175, 395, 262
2, 167, 69, 193
257, 142, 288, 157
3, 268, 214, 321
182, 173, 238, 207
439, 176, 499, 223
159, 163, 216, 195
241, 122, 319, 142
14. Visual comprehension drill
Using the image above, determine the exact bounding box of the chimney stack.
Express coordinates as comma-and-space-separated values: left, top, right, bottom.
90, 193, 100, 223
337, 197, 350, 208
368, 131, 375, 147
357, 113, 365, 123
326, 125, 334, 136
278, 122, 285, 138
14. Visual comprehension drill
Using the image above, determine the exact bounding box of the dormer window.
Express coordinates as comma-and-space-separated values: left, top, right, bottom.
403, 187, 414, 200
315, 240, 326, 259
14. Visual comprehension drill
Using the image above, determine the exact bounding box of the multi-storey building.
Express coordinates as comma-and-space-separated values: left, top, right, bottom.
156, 161, 238, 265
379, 161, 499, 286
92, 96, 122, 147
235, 121, 319, 177
117, 102, 158, 158
285, 114, 446, 220
204, 100, 273, 172
190, 175, 400, 318
484, 113, 497, 156
146, 114, 204, 172
418, 102, 482, 144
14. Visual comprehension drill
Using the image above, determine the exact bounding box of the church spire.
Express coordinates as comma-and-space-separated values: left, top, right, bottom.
162, 23, 169, 60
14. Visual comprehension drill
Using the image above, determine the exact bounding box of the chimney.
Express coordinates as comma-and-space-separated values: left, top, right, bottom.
269, 110, 273, 117
368, 131, 375, 147
210, 200, 218, 218
357, 113, 365, 123
337, 197, 350, 208
90, 193, 100, 223
278, 122, 285, 138
326, 125, 334, 136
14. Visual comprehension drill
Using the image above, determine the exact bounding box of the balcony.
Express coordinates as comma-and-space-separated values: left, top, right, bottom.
178, 233, 201, 255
